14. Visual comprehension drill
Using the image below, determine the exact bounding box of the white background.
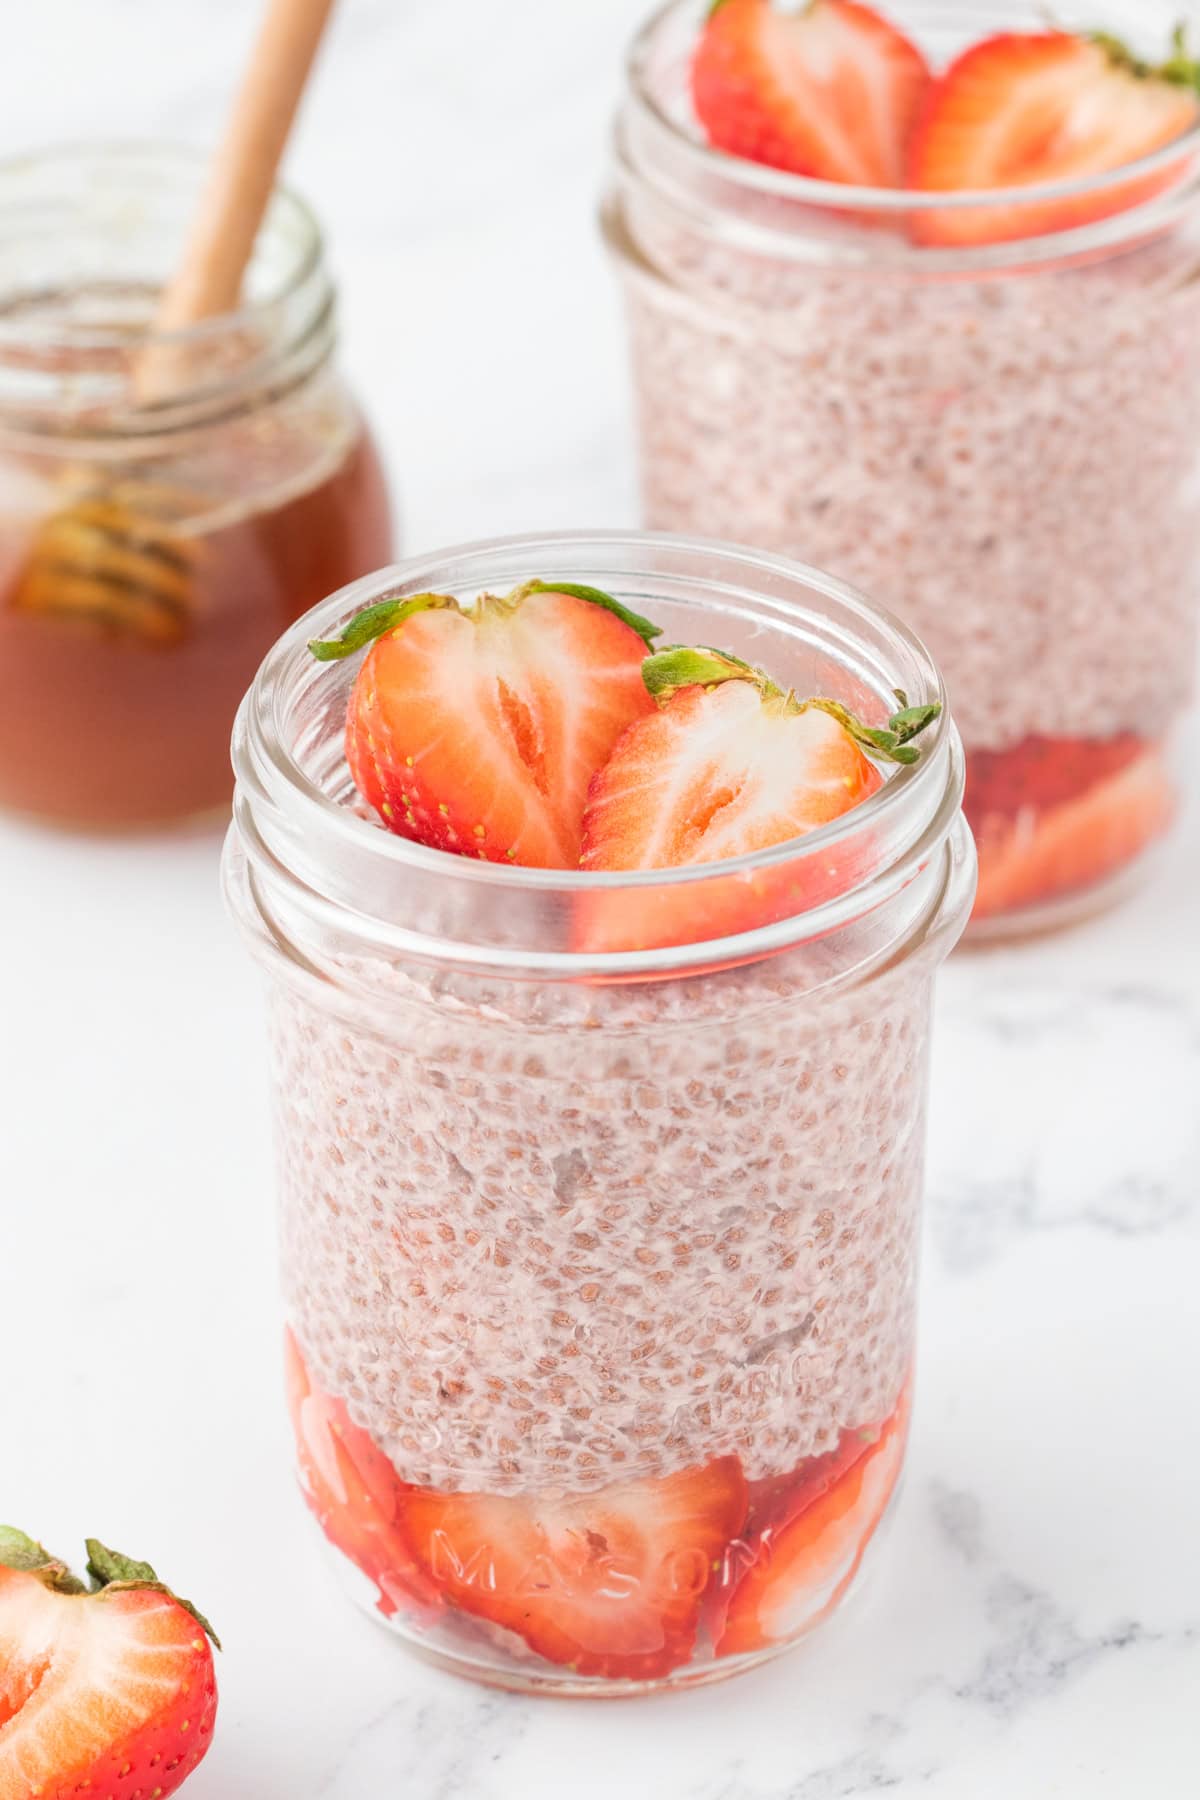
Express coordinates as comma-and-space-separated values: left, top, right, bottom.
1, 3, 1198, 1795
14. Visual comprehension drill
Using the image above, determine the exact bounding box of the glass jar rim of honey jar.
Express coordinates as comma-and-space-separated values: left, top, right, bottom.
0, 140, 336, 444
0, 141, 394, 831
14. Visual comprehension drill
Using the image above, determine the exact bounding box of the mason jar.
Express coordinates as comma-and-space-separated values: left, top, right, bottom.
605, 0, 1200, 935
0, 143, 394, 829
223, 530, 974, 1695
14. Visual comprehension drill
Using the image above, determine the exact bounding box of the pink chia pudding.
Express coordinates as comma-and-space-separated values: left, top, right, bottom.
272, 955, 925, 1499
225, 534, 973, 1694
607, 0, 1200, 932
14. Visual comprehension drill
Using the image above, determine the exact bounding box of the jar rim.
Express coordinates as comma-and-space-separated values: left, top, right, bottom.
229, 530, 974, 980
624, 0, 1200, 269
0, 140, 324, 351
0, 141, 336, 436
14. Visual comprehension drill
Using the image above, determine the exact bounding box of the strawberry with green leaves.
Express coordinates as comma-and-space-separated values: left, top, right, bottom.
576, 646, 939, 955
909, 26, 1200, 244
313, 588, 940, 953
310, 581, 660, 869
0, 1528, 217, 1800
691, 2, 1200, 247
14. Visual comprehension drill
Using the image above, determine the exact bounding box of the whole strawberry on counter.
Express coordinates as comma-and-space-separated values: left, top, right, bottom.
310, 579, 660, 868
0, 1528, 218, 1800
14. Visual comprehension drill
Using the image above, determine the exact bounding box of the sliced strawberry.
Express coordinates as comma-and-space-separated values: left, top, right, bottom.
965, 731, 1151, 825
575, 647, 937, 956
692, 0, 931, 186
402, 1458, 748, 1680
971, 742, 1175, 920
311, 581, 660, 869
909, 29, 1200, 245
702, 1426, 881, 1642
581, 677, 882, 867
0, 1528, 217, 1800
714, 1387, 910, 1657
283, 1328, 440, 1620
741, 1420, 886, 1544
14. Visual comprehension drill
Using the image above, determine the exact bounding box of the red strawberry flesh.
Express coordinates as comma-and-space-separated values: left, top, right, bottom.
581, 679, 883, 873
693, 0, 932, 186
283, 1329, 441, 1620
964, 731, 1150, 825
714, 1385, 910, 1656
970, 741, 1174, 919
909, 30, 1200, 244
572, 649, 937, 956
402, 1458, 748, 1680
315, 582, 659, 870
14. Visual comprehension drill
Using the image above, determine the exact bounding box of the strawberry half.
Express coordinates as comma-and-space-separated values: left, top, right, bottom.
692, 0, 931, 186
909, 28, 1200, 245
0, 1527, 218, 1800
283, 1328, 440, 1621
575, 646, 938, 956
714, 1385, 910, 1657
401, 1458, 748, 1680
310, 581, 660, 869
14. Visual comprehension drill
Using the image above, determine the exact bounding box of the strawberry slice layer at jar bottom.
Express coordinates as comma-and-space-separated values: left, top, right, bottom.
400, 1459, 749, 1681
283, 1329, 441, 1621
968, 740, 1175, 922
713, 1389, 911, 1658
284, 1332, 913, 1677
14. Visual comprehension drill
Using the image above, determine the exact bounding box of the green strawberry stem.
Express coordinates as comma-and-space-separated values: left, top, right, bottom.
641, 645, 941, 767
641, 645, 758, 695
805, 695, 940, 766
85, 1539, 221, 1648
0, 1525, 85, 1594
308, 593, 458, 661
522, 581, 661, 649
309, 580, 662, 663
1089, 20, 1200, 91
0, 1526, 220, 1646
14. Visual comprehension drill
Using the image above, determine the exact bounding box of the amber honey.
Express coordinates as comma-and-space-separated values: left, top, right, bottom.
0, 428, 392, 826
0, 146, 397, 829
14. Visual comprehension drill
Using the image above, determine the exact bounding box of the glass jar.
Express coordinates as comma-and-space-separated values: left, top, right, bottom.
0, 144, 395, 829
605, 0, 1200, 936
223, 530, 974, 1696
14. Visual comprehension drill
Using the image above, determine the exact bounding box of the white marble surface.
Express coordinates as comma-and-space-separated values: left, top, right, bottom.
2, 2, 1199, 1794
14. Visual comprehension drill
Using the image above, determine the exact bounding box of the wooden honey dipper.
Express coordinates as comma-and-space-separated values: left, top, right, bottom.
14, 0, 337, 643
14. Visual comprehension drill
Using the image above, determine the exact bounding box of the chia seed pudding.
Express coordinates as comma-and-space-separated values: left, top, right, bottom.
606, 0, 1200, 932
271, 954, 927, 1500
224, 534, 974, 1694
